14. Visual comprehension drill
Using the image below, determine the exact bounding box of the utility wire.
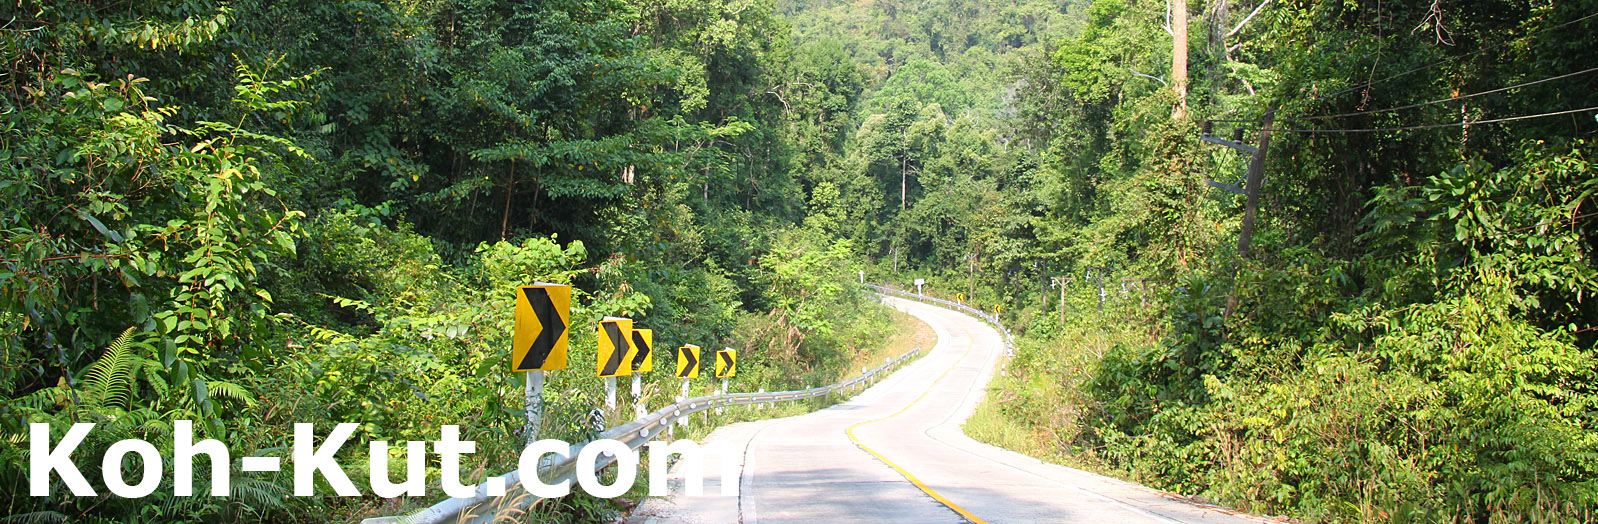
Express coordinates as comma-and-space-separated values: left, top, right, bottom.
1290, 10, 1598, 111
1210, 66, 1598, 124
1267, 105, 1597, 134
1209, 11, 1598, 125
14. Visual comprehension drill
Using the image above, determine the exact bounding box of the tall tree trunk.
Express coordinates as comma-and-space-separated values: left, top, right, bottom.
1206, 0, 1229, 86
500, 161, 515, 241
1172, 0, 1189, 120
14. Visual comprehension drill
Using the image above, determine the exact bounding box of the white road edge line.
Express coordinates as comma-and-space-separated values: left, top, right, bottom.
903, 302, 1186, 524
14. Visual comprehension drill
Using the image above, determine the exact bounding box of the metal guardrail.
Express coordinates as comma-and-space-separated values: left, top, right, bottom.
361, 342, 924, 524
867, 284, 1015, 363
361, 285, 1013, 524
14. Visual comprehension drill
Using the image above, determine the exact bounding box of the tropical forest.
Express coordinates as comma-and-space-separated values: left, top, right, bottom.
2, 0, 1596, 522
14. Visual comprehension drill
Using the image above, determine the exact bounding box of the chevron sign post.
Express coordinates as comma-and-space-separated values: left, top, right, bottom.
674, 345, 700, 429
715, 348, 737, 378
629, 329, 654, 418
715, 348, 737, 415
513, 283, 571, 444
598, 317, 633, 412
676, 345, 701, 379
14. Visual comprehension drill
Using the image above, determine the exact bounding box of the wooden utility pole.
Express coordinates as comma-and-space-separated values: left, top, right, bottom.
1171, 0, 1189, 120
1086, 267, 1114, 312
901, 129, 910, 212
966, 252, 978, 301
1054, 277, 1067, 323
1235, 108, 1275, 258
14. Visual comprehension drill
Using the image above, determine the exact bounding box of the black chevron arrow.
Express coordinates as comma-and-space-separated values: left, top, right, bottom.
600, 322, 628, 376
678, 347, 698, 377
519, 287, 566, 370
718, 351, 735, 374
630, 331, 651, 370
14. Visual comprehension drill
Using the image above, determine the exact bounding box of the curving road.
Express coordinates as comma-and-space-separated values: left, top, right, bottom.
632, 296, 1266, 524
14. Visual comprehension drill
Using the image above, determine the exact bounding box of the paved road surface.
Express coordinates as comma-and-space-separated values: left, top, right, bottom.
633, 296, 1267, 524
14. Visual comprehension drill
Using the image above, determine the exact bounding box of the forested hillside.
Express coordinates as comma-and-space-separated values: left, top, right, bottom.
1, 0, 888, 520
4, 0, 1597, 522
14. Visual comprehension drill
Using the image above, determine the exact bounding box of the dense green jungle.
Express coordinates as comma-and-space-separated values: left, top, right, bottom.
3, 0, 1596, 522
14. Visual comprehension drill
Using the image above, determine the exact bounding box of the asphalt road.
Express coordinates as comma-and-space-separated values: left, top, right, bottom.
633, 296, 1266, 524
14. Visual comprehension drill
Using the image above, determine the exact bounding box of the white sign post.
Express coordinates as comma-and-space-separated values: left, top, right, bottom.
524, 371, 543, 446
605, 376, 617, 411
632, 375, 645, 418
678, 380, 690, 427
914, 278, 925, 295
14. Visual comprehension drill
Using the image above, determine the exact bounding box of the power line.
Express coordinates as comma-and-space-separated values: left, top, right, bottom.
1268, 105, 1597, 134
1290, 10, 1598, 111
1210, 66, 1598, 124
1209, 10, 1598, 125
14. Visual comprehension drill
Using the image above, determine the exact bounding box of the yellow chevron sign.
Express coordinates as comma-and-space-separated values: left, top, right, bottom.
629, 328, 654, 373
512, 283, 570, 372
676, 345, 700, 379
597, 317, 633, 377
715, 348, 737, 378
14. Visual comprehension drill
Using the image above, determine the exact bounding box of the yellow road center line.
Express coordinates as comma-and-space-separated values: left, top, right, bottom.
845, 315, 988, 524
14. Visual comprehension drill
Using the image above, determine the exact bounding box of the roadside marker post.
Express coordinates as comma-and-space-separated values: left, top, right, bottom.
597, 317, 635, 378
715, 348, 737, 378
715, 347, 737, 416
598, 317, 633, 412
513, 283, 570, 445
675, 344, 701, 379
630, 329, 655, 374
629, 329, 653, 418
674, 344, 700, 425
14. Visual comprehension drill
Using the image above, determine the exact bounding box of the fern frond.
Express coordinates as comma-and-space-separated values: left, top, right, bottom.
230, 476, 288, 510
10, 383, 68, 414
204, 380, 258, 408
139, 358, 170, 400
80, 327, 138, 409
117, 408, 172, 438
0, 511, 67, 523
